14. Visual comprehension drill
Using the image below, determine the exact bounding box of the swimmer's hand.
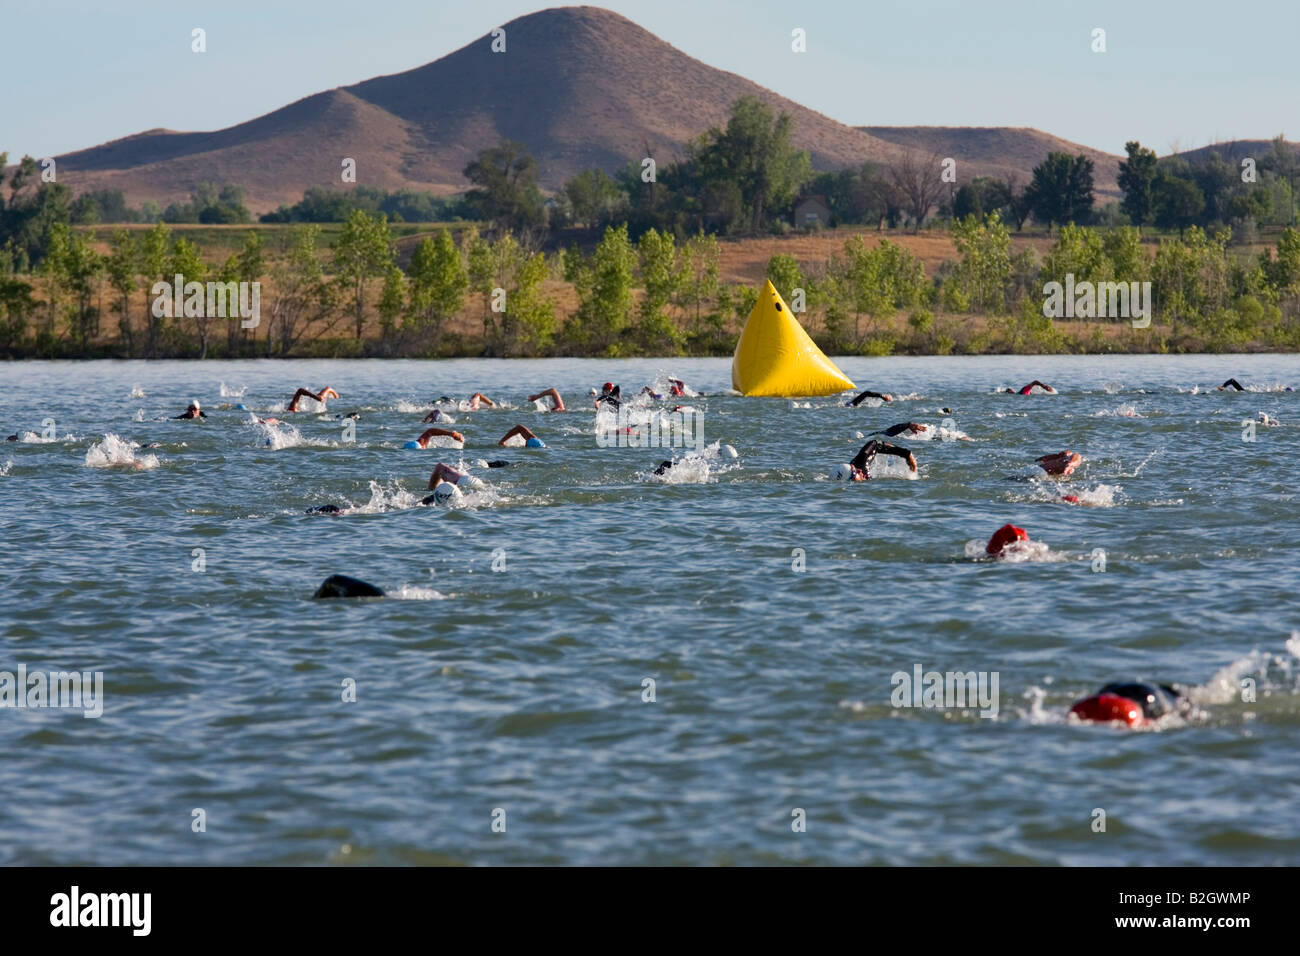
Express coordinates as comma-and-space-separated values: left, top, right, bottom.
452, 432, 465, 443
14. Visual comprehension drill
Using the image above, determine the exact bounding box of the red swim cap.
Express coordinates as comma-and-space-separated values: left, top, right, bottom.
1061, 494, 1080, 504
1070, 693, 1144, 727
603, 382, 613, 391
986, 523, 1029, 555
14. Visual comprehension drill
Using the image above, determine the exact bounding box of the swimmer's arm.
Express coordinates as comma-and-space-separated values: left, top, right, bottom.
878, 443, 918, 471
421, 410, 441, 423
848, 390, 889, 406
417, 428, 465, 445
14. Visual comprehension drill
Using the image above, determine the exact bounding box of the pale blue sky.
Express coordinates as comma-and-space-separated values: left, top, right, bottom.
5, 0, 1296, 159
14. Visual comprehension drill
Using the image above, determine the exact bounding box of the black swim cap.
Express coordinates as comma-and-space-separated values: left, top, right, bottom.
1097, 682, 1180, 719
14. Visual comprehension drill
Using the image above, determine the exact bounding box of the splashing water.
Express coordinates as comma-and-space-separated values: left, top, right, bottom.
85, 433, 160, 470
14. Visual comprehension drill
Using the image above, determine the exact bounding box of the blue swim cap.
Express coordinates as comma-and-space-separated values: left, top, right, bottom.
525, 437, 545, 448
402, 440, 421, 449
236, 404, 247, 410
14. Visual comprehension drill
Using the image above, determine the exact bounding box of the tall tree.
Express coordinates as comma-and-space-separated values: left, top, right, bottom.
407, 229, 468, 341
888, 149, 947, 232
1026, 152, 1095, 231
464, 142, 547, 235
1118, 141, 1158, 228
333, 210, 393, 339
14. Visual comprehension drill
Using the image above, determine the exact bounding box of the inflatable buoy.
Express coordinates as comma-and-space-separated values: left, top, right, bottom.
732, 280, 855, 397
313, 574, 385, 599
986, 523, 1029, 556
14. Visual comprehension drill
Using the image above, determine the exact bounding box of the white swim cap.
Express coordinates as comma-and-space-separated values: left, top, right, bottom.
723, 444, 739, 458
433, 482, 459, 500
831, 463, 853, 481
474, 459, 490, 469
190, 399, 200, 409
457, 474, 484, 490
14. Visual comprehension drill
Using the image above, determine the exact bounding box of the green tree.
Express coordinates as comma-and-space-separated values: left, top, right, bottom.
138, 221, 171, 356
464, 142, 546, 235
636, 228, 685, 352
333, 209, 394, 339
571, 223, 635, 354
270, 225, 336, 356
1151, 172, 1205, 234
105, 229, 138, 354
1026, 152, 1095, 231
692, 96, 811, 233
562, 169, 624, 230
1117, 141, 1159, 227
948, 213, 1013, 313
168, 237, 208, 356
674, 233, 721, 327
407, 229, 467, 341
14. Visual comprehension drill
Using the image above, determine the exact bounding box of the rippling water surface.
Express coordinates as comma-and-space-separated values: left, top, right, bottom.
2, 355, 1299, 865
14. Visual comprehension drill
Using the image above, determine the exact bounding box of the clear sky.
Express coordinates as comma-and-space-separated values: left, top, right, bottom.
5, 0, 1296, 159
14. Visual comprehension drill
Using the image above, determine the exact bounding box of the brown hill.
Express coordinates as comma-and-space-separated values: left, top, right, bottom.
859, 126, 1122, 197
38, 6, 1128, 213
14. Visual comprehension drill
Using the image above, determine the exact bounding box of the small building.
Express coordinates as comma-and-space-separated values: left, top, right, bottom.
792, 195, 831, 229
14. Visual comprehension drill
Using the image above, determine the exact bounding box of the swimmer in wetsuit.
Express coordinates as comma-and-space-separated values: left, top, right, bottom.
174, 400, 206, 419
1070, 681, 1192, 727
831, 440, 918, 481
845, 389, 894, 406
1035, 450, 1081, 476
872, 423, 928, 438
1004, 380, 1057, 395
1218, 378, 1245, 391
595, 382, 622, 410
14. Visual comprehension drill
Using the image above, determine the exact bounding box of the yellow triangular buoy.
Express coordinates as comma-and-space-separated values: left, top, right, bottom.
732, 280, 855, 396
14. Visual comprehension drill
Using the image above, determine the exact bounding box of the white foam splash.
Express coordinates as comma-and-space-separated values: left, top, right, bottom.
85, 433, 160, 469
129, 385, 146, 398
219, 382, 247, 398
389, 586, 446, 601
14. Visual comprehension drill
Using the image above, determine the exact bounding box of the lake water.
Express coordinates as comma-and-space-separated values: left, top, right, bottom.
2, 354, 1299, 865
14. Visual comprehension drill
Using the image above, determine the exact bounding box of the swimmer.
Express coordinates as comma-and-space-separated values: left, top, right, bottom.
527, 388, 566, 412
1036, 450, 1081, 476
465, 392, 496, 409
423, 462, 484, 501
872, 423, 929, 438
174, 400, 206, 420
845, 389, 893, 406
1004, 380, 1057, 395
1218, 378, 1244, 391
306, 503, 346, 515
413, 427, 465, 448
498, 425, 544, 447
668, 378, 687, 397
985, 523, 1029, 556
595, 382, 622, 410
653, 459, 674, 476
286, 386, 338, 412
1069, 681, 1191, 727
831, 439, 918, 481
640, 386, 663, 400
421, 407, 449, 423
